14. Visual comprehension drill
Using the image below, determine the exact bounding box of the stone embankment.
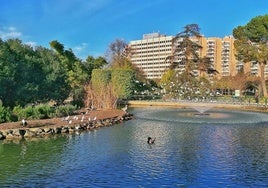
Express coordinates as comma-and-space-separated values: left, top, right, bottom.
128, 100, 268, 112
0, 112, 133, 140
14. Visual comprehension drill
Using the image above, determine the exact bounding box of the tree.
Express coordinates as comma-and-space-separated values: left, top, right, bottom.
198, 57, 218, 77
84, 56, 108, 80
168, 24, 202, 76
0, 38, 75, 107
106, 39, 145, 81
233, 14, 268, 97
88, 69, 135, 109
160, 69, 177, 94
106, 39, 128, 68
161, 24, 216, 99
34, 46, 70, 103
50, 40, 89, 105
111, 69, 135, 99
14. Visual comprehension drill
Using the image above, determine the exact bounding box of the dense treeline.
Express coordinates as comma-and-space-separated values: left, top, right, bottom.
0, 38, 107, 108
0, 37, 148, 123
0, 38, 110, 123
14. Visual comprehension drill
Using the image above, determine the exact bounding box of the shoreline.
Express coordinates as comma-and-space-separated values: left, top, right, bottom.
1, 100, 267, 140
128, 100, 268, 113
0, 109, 133, 141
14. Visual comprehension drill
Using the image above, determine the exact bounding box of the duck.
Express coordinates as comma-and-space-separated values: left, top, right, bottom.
147, 137, 155, 144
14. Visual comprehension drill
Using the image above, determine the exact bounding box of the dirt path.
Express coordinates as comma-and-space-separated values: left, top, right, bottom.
0, 109, 126, 131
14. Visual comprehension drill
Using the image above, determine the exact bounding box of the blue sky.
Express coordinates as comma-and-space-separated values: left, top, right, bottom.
0, 0, 267, 60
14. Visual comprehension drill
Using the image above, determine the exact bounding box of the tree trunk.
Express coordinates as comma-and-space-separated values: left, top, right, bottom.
260, 63, 267, 97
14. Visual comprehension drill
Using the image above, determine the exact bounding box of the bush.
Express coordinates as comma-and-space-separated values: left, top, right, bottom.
54, 104, 77, 117
32, 104, 52, 119
4, 103, 77, 123
0, 105, 12, 123
12, 105, 25, 121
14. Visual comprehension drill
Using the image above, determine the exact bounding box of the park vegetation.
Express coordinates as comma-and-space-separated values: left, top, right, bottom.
160, 14, 268, 101
233, 14, 268, 97
0, 14, 267, 123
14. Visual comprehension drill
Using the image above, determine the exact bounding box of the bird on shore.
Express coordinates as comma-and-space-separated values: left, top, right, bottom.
81, 115, 85, 122
62, 115, 70, 122
21, 119, 27, 127
122, 105, 128, 112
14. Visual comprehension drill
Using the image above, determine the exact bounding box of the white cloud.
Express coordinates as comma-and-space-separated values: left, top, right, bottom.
25, 41, 37, 47
72, 42, 89, 60
73, 42, 88, 52
0, 26, 38, 48
0, 26, 22, 40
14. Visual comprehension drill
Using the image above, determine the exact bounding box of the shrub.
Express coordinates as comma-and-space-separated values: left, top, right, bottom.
0, 105, 12, 123
12, 105, 25, 120
32, 104, 52, 119
54, 104, 77, 117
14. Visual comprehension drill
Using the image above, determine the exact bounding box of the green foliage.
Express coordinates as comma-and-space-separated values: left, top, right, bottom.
24, 106, 35, 120
111, 69, 135, 99
91, 69, 111, 92
71, 87, 86, 107
0, 105, 12, 123
50, 40, 64, 54
233, 15, 268, 43
12, 106, 25, 120
233, 14, 268, 97
84, 56, 108, 80
0, 39, 73, 107
49, 40, 91, 106
11, 104, 77, 122
88, 69, 135, 108
32, 104, 52, 119
54, 104, 77, 117
168, 24, 202, 75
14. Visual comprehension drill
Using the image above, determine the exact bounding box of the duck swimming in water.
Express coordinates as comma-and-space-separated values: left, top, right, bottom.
147, 137, 155, 144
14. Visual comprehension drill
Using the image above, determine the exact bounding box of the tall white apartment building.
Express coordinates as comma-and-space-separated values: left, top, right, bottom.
129, 32, 173, 79
129, 32, 266, 80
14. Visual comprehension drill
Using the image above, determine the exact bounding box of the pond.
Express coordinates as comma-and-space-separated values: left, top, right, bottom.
0, 107, 267, 187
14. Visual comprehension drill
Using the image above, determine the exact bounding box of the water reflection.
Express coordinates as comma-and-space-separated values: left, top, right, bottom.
0, 107, 267, 187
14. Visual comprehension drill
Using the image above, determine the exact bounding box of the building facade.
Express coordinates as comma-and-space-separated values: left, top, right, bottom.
129, 33, 173, 79
129, 32, 266, 80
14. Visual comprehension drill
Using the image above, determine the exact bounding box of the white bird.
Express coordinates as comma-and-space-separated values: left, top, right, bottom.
64, 116, 70, 121
81, 115, 85, 122
93, 116, 97, 121
122, 105, 128, 112
21, 119, 27, 126
88, 117, 91, 122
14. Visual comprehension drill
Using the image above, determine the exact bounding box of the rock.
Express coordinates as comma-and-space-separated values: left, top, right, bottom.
0, 132, 5, 140
0, 111, 133, 140
54, 127, 62, 134
24, 129, 37, 137
61, 127, 69, 133
30, 128, 44, 134
43, 128, 52, 133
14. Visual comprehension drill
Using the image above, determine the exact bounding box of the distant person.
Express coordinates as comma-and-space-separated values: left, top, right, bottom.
147, 137, 155, 144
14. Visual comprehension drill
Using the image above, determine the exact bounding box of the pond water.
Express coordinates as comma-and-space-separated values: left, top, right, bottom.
0, 107, 267, 187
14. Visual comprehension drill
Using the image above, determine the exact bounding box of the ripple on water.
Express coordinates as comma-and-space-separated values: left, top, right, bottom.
0, 107, 267, 187
135, 108, 268, 125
